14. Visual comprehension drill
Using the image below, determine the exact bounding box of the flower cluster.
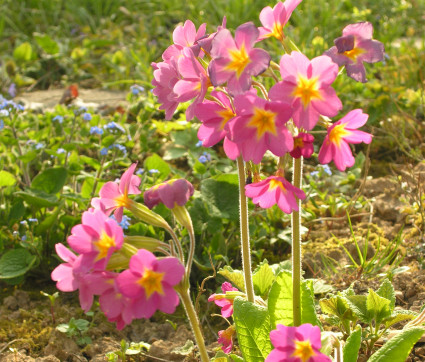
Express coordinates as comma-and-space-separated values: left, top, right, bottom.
151, 0, 382, 216
52, 164, 186, 330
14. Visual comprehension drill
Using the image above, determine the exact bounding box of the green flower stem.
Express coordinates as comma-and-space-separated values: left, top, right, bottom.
178, 288, 210, 362
237, 156, 255, 303
292, 156, 303, 326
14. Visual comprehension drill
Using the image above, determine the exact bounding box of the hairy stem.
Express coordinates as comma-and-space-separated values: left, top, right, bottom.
179, 288, 210, 362
237, 157, 255, 303
292, 156, 303, 326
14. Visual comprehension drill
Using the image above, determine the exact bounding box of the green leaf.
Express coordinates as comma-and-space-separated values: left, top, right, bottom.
268, 271, 321, 328
367, 289, 392, 324
35, 201, 65, 234
0, 249, 37, 279
218, 266, 245, 292
81, 177, 104, 199
8, 200, 25, 222
31, 167, 68, 194
320, 295, 349, 318
377, 279, 395, 311
229, 354, 244, 362
343, 326, 362, 362
384, 310, 418, 329
34, 33, 59, 54
144, 153, 171, 181
345, 295, 372, 323
201, 174, 239, 221
233, 298, 273, 361
193, 160, 207, 175
0, 170, 16, 187
15, 188, 59, 208
252, 260, 275, 298
13, 42, 33, 61
368, 327, 425, 362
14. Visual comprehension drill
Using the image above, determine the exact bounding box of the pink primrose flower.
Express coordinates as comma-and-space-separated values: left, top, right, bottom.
151, 60, 180, 120
324, 22, 384, 82
208, 282, 239, 318
116, 249, 185, 318
99, 274, 135, 330
258, 0, 303, 41
218, 325, 236, 354
67, 209, 124, 270
197, 17, 227, 54
208, 22, 271, 95
269, 51, 342, 131
174, 48, 211, 121
318, 109, 372, 171
195, 90, 235, 148
290, 132, 314, 159
144, 179, 194, 209
51, 244, 112, 312
245, 176, 306, 214
226, 92, 293, 164
91, 163, 141, 222
266, 323, 331, 362
162, 20, 207, 61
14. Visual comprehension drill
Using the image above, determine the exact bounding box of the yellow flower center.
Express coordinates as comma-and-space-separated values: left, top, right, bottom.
138, 269, 165, 298
271, 22, 284, 41
225, 43, 251, 78
115, 194, 130, 208
329, 124, 351, 146
294, 137, 304, 149
268, 178, 286, 192
217, 108, 236, 130
292, 76, 322, 108
343, 47, 366, 61
247, 107, 278, 139
292, 340, 316, 362
94, 232, 116, 261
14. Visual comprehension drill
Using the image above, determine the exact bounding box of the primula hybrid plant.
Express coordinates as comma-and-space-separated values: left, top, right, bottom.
52, 1, 425, 361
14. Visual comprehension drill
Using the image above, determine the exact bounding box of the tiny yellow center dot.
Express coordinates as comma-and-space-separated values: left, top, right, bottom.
138, 269, 165, 298
247, 107, 278, 139
292, 340, 316, 362
292, 76, 322, 108
329, 124, 350, 146
225, 43, 251, 78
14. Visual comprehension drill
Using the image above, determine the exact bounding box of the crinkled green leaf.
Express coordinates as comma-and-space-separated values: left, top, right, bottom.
345, 295, 372, 323
201, 174, 239, 221
384, 310, 418, 329
0, 170, 16, 187
15, 188, 59, 208
320, 295, 349, 318
144, 153, 171, 181
267, 271, 321, 328
218, 266, 245, 292
377, 279, 395, 311
368, 327, 425, 362
233, 298, 272, 362
13, 42, 33, 61
0, 249, 37, 279
34, 33, 59, 54
31, 167, 68, 194
367, 289, 392, 324
343, 326, 362, 362
252, 260, 275, 298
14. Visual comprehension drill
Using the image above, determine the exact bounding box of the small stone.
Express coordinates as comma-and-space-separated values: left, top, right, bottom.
395, 290, 404, 300
406, 287, 416, 299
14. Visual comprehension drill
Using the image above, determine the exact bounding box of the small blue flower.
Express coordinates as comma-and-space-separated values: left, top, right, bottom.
198, 152, 211, 164
78, 106, 88, 113
35, 143, 44, 150
310, 171, 319, 177
104, 121, 125, 133
136, 168, 144, 175
82, 112, 92, 121
100, 147, 109, 156
28, 218, 38, 223
195, 140, 203, 147
90, 126, 104, 135
52, 115, 64, 124
57, 148, 66, 154
0, 109, 9, 117
118, 215, 131, 230
321, 164, 332, 176
130, 85, 144, 95
16, 104, 25, 111
0, 119, 4, 131
149, 169, 160, 174
8, 83, 16, 98
20, 220, 28, 225
21, 235, 27, 241
111, 144, 127, 154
